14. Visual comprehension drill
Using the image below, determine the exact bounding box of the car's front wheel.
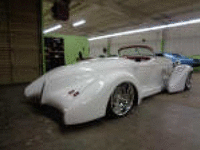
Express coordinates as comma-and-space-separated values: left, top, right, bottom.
107, 83, 136, 117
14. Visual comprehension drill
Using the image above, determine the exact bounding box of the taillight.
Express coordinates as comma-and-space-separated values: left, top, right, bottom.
73, 91, 79, 97
68, 90, 75, 94
68, 90, 80, 97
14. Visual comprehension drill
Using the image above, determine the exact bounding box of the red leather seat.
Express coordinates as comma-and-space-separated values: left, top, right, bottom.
122, 55, 151, 61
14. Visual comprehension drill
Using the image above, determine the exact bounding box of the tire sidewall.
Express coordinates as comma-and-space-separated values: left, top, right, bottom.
185, 72, 192, 90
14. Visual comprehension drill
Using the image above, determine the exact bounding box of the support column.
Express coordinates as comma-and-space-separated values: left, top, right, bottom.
107, 38, 111, 56
161, 29, 168, 53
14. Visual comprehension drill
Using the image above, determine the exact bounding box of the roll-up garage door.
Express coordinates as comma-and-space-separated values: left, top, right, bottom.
0, 0, 12, 84
0, 0, 40, 84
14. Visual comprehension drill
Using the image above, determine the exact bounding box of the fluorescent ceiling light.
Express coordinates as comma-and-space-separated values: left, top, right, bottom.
88, 18, 200, 41
73, 20, 86, 27
43, 24, 62, 34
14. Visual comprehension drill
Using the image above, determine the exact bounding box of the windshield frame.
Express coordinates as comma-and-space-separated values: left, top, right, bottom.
118, 45, 154, 57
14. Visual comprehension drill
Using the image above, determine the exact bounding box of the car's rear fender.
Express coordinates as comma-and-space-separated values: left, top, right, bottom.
39, 70, 141, 125
24, 75, 45, 98
79, 71, 141, 114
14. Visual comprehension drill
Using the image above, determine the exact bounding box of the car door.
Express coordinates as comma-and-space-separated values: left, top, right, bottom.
138, 57, 161, 89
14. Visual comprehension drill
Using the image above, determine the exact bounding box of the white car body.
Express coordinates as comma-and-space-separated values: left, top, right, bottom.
24, 45, 193, 125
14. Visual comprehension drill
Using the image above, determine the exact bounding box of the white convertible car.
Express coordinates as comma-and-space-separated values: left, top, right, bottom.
24, 45, 193, 125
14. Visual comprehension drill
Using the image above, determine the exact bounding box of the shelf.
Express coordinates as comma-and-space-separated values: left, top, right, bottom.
46, 51, 64, 53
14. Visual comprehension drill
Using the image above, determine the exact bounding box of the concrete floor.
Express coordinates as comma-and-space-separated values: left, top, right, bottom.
0, 72, 200, 150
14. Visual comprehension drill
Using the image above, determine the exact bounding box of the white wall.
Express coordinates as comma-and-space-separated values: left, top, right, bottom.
89, 39, 108, 57
164, 23, 200, 55
165, 37, 200, 55
89, 23, 200, 56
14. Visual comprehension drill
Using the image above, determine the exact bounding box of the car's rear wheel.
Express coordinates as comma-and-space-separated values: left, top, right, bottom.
185, 72, 192, 90
107, 83, 136, 117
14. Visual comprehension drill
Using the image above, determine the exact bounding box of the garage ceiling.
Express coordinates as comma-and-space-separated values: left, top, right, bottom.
43, 0, 200, 37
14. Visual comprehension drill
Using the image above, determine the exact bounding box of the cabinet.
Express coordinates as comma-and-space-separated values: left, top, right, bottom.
44, 37, 65, 72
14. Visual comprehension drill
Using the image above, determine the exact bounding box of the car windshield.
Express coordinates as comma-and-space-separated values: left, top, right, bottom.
172, 54, 182, 58
119, 46, 154, 56
172, 53, 189, 59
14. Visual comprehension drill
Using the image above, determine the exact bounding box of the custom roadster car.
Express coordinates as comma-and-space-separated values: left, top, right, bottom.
24, 45, 193, 125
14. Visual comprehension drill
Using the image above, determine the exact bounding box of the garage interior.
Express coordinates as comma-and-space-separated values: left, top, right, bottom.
1, 0, 200, 149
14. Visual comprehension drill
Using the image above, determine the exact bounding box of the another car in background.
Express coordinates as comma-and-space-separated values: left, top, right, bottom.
155, 53, 200, 67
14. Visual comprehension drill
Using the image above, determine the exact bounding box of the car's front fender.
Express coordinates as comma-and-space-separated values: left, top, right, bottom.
167, 65, 193, 93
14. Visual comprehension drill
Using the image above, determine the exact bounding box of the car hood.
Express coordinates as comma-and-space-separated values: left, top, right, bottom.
179, 58, 193, 64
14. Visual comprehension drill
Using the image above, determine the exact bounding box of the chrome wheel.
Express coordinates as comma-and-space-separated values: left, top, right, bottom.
110, 83, 135, 116
185, 72, 192, 90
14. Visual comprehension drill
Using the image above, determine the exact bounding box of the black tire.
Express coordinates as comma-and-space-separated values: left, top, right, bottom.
106, 82, 137, 118
185, 72, 192, 90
